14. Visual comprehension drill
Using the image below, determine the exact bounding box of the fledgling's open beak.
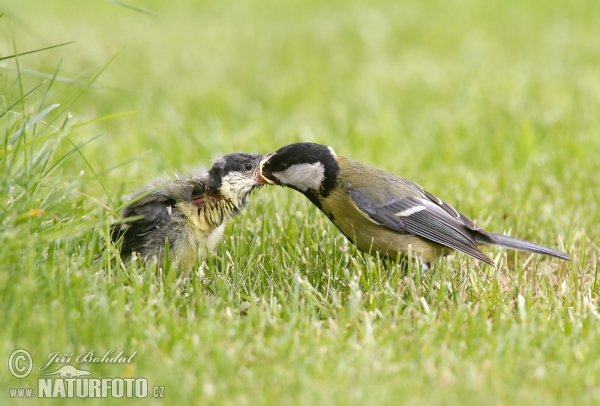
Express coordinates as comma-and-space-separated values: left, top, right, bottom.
257, 153, 276, 185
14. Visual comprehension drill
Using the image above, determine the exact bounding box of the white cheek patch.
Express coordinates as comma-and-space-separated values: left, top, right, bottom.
273, 162, 325, 191
220, 173, 255, 200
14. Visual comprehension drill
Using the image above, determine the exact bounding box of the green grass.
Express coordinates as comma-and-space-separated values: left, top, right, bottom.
1, 0, 599, 404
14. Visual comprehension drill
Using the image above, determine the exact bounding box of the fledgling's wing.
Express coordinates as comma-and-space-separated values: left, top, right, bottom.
349, 189, 494, 266
111, 200, 175, 258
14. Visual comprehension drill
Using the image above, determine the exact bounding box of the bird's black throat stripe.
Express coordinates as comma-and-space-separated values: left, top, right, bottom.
203, 198, 239, 228
304, 189, 323, 211
319, 155, 339, 198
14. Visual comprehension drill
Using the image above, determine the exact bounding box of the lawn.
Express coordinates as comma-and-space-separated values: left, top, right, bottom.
1, 0, 599, 404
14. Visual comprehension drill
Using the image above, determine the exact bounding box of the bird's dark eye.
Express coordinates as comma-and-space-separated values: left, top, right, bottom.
279, 163, 288, 171
244, 162, 253, 171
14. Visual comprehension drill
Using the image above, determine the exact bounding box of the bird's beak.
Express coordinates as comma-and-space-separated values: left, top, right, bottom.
257, 153, 276, 185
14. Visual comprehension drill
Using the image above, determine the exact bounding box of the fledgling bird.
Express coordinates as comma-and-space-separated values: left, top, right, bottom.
259, 142, 571, 268
111, 153, 265, 270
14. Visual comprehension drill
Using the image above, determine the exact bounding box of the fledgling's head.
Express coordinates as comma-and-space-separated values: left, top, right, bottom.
259, 142, 339, 197
207, 152, 266, 205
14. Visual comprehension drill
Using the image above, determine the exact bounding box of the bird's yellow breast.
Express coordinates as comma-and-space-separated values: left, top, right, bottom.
320, 187, 448, 263
173, 202, 230, 270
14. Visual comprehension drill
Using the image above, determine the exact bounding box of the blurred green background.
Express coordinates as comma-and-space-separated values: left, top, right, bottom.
2, 0, 599, 404
7, 0, 599, 186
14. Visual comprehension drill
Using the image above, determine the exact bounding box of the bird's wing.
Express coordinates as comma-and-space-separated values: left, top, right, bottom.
349, 189, 494, 265
112, 200, 174, 257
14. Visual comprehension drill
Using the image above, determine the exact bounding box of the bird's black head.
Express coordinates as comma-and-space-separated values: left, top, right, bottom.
207, 152, 265, 194
260, 142, 339, 198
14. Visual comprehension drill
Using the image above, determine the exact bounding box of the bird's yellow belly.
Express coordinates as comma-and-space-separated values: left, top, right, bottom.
175, 222, 225, 270
323, 196, 449, 263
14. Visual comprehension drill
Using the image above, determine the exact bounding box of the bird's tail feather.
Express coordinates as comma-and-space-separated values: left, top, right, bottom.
477, 232, 571, 261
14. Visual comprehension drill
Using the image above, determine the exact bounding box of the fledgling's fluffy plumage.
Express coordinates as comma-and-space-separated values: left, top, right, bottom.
112, 153, 264, 270
259, 142, 570, 267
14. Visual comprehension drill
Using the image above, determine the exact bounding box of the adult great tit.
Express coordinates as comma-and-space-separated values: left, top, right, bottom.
259, 142, 571, 267
111, 153, 265, 270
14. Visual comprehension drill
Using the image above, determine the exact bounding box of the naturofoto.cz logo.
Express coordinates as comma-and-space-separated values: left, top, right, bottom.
7, 349, 165, 399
